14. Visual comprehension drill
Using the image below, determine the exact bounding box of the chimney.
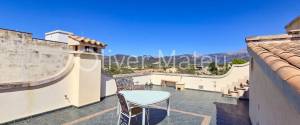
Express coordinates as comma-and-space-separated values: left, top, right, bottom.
45, 30, 73, 43
285, 16, 300, 35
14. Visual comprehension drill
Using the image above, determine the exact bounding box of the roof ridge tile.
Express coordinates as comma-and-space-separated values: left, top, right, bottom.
69, 35, 106, 47
287, 76, 300, 94
276, 66, 300, 80
270, 61, 291, 71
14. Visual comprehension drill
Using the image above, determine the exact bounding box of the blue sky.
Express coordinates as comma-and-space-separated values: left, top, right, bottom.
0, 0, 299, 56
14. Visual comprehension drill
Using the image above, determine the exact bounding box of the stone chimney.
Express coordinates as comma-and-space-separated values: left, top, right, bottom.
45, 30, 73, 43
285, 16, 300, 35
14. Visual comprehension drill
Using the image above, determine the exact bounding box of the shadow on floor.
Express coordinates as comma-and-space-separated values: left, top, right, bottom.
119, 108, 167, 125
214, 100, 251, 125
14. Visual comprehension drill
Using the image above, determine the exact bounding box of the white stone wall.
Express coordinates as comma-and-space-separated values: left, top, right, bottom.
150, 63, 249, 92
102, 63, 249, 97
0, 61, 74, 123
101, 74, 117, 97
0, 29, 69, 83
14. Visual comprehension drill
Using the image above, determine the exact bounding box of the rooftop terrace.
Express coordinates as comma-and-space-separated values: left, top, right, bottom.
8, 86, 251, 125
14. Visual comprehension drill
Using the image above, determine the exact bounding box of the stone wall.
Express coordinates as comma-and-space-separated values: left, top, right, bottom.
0, 29, 69, 83
0, 29, 104, 123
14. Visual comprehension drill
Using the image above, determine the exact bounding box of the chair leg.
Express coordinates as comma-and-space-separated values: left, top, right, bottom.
128, 117, 131, 125
147, 108, 150, 125
117, 113, 121, 125
135, 116, 138, 123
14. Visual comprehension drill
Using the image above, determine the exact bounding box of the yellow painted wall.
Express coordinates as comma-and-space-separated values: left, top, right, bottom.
77, 53, 101, 107
0, 52, 102, 123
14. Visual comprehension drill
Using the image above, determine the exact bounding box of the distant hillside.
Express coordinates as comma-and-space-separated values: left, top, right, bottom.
104, 51, 250, 68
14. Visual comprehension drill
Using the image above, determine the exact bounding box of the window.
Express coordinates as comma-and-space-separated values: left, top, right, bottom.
93, 47, 98, 53
74, 46, 78, 51
85, 46, 90, 52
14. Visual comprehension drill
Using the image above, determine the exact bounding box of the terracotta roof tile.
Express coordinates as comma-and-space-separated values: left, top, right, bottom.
259, 52, 274, 59
276, 66, 300, 80
286, 56, 300, 69
278, 52, 296, 59
287, 76, 300, 94
294, 50, 300, 55
247, 40, 300, 95
69, 35, 107, 47
272, 49, 286, 55
270, 61, 291, 71
246, 34, 290, 42
264, 56, 282, 65
257, 50, 269, 56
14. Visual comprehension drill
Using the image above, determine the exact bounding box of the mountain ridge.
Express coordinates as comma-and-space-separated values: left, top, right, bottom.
104, 50, 250, 67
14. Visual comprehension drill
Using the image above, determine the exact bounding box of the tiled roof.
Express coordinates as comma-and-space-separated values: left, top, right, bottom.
246, 34, 290, 42
247, 40, 300, 94
285, 16, 300, 33
69, 35, 107, 47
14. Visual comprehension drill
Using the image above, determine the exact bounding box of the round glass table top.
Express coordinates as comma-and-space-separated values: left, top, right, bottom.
119, 90, 170, 106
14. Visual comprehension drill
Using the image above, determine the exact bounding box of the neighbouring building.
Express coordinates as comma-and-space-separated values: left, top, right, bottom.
0, 29, 106, 123
246, 16, 300, 125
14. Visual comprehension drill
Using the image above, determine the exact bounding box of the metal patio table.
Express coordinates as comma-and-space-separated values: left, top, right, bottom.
118, 90, 171, 125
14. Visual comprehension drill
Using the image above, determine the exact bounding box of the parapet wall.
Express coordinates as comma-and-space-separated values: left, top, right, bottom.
150, 63, 249, 92
102, 63, 249, 97
0, 29, 69, 83
0, 29, 103, 123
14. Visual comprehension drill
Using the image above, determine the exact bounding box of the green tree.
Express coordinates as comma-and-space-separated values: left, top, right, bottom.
178, 65, 196, 74
231, 58, 247, 64
104, 65, 134, 75
120, 67, 134, 74
208, 62, 218, 75
186, 66, 196, 74
105, 65, 120, 75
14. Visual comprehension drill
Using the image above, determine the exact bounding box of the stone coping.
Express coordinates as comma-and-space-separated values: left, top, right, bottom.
113, 62, 249, 79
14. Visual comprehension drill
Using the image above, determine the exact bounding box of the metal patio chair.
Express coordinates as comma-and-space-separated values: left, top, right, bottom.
117, 93, 148, 125
115, 77, 145, 93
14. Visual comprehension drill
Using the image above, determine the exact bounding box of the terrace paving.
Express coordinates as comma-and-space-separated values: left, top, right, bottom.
7, 86, 251, 125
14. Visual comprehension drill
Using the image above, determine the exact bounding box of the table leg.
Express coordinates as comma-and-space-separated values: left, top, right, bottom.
142, 108, 146, 125
167, 98, 170, 116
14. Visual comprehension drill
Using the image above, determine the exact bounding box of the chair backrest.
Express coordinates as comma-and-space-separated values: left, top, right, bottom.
115, 77, 134, 92
117, 93, 129, 115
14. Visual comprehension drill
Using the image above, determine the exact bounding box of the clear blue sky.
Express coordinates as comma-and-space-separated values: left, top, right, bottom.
0, 0, 299, 56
